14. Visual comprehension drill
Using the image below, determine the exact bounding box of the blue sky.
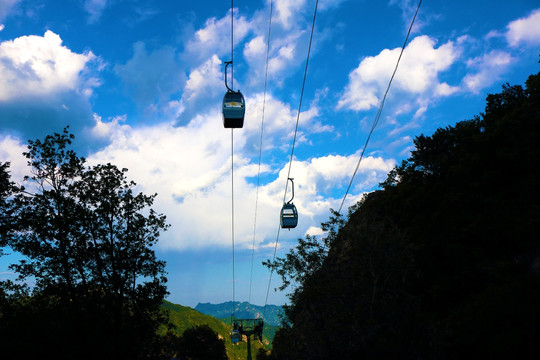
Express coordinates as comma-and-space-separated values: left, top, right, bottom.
0, 0, 539, 308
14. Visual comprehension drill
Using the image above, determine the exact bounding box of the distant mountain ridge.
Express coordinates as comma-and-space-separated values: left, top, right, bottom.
161, 300, 267, 360
195, 301, 283, 326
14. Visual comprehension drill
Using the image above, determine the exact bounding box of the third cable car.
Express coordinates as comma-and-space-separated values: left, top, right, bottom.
230, 328, 241, 343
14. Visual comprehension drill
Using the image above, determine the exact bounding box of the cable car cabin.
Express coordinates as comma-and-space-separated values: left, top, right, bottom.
280, 203, 298, 229
230, 329, 241, 343
222, 91, 245, 128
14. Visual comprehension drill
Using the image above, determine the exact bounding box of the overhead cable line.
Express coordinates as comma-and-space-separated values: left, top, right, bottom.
248, 0, 273, 307
264, 0, 319, 314
338, 0, 422, 214
230, 0, 236, 321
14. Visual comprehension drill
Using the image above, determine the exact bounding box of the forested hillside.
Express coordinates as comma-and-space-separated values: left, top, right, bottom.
263, 71, 540, 359
161, 301, 269, 360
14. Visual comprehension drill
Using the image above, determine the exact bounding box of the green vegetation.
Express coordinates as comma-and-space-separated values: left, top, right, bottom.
2, 66, 537, 360
162, 300, 271, 360
195, 301, 283, 326
0, 129, 169, 359
0, 128, 274, 359
264, 71, 540, 359
194, 301, 283, 345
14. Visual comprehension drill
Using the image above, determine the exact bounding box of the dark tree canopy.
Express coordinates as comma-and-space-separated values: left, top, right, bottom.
0, 129, 171, 359
174, 325, 229, 360
0, 161, 15, 249
266, 71, 540, 359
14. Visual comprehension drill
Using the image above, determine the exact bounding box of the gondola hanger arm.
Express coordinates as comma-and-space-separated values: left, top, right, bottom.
224, 61, 233, 92
287, 177, 295, 204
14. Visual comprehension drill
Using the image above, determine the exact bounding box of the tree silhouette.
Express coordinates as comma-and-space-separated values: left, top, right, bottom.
0, 161, 15, 250
1, 129, 171, 359
175, 325, 228, 360
266, 71, 540, 359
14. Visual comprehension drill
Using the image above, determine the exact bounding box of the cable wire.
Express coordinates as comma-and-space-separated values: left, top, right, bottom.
230, 0, 235, 321
338, 0, 422, 214
248, 0, 273, 307
231, 0, 234, 90
231, 129, 236, 319
264, 0, 319, 313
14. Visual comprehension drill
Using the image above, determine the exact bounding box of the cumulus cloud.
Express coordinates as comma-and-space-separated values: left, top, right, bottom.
462, 50, 513, 93
0, 30, 96, 101
0, 30, 101, 142
183, 55, 223, 103
506, 8, 540, 47
274, 0, 308, 29
271, 0, 346, 29
242, 25, 306, 87
244, 35, 266, 60
337, 35, 459, 112
184, 8, 253, 63
85, 101, 392, 251
0, 134, 28, 183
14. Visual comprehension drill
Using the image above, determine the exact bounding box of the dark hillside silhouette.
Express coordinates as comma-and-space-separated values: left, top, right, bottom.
265, 70, 540, 359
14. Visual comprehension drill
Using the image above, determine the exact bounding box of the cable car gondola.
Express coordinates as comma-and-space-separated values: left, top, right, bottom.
230, 328, 241, 343
280, 178, 298, 229
222, 61, 245, 128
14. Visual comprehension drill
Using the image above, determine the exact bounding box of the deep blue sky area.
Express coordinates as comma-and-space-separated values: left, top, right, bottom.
1, 0, 539, 307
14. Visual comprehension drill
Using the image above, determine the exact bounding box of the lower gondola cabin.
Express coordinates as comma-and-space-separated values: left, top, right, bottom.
280, 203, 298, 229
230, 329, 241, 343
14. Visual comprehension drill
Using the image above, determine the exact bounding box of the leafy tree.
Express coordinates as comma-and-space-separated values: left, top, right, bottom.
0, 161, 16, 249
266, 71, 540, 359
2, 128, 171, 359
263, 209, 347, 324
174, 325, 228, 360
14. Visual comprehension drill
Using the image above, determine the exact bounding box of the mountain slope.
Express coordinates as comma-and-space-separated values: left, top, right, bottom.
161, 300, 270, 360
268, 72, 540, 359
195, 301, 283, 326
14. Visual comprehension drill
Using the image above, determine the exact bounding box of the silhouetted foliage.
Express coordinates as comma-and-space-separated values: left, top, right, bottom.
266, 71, 540, 359
174, 325, 228, 360
0, 129, 172, 359
0, 161, 15, 249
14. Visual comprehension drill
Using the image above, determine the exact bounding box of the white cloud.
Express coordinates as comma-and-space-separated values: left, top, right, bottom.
84, 0, 108, 24
337, 35, 459, 112
243, 28, 305, 87
435, 82, 459, 96
86, 108, 394, 251
0, 0, 20, 22
183, 55, 223, 103
0, 134, 29, 184
305, 226, 325, 237
237, 91, 327, 158
184, 9, 253, 63
463, 50, 513, 93
0, 30, 97, 101
274, 0, 308, 29
506, 8, 540, 47
273, 0, 346, 28
90, 113, 131, 140
244, 35, 266, 60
